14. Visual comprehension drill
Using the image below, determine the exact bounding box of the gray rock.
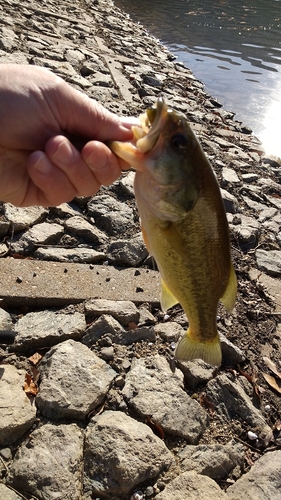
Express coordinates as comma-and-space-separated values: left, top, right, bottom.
205, 373, 270, 432
0, 365, 37, 446
107, 233, 148, 266
6, 423, 84, 500
154, 471, 228, 500
119, 171, 135, 197
220, 332, 246, 365
0, 218, 10, 239
14, 310, 86, 351
256, 249, 281, 277
227, 450, 281, 500
82, 314, 125, 347
3, 204, 48, 232
222, 167, 240, 185
177, 359, 217, 390
0, 484, 22, 500
179, 442, 244, 479
0, 307, 13, 330
228, 214, 260, 250
84, 410, 173, 498
154, 321, 185, 342
123, 355, 208, 443
87, 194, 135, 235
85, 299, 140, 326
11, 222, 64, 254
221, 189, 239, 214
241, 173, 258, 183
34, 246, 105, 263
36, 339, 116, 419
64, 216, 108, 244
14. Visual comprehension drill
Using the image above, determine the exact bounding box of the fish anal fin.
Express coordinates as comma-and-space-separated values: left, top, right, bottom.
175, 329, 222, 366
160, 279, 179, 312
220, 263, 237, 312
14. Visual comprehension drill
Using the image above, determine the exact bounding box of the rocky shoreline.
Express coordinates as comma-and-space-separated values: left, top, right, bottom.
0, 0, 281, 499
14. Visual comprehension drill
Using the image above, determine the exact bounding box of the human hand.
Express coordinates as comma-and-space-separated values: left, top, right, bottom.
0, 64, 135, 207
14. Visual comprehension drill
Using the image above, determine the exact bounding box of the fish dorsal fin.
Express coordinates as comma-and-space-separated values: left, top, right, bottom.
220, 263, 237, 312
160, 279, 179, 311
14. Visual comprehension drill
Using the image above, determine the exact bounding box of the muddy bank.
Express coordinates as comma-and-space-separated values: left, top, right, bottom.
0, 0, 281, 499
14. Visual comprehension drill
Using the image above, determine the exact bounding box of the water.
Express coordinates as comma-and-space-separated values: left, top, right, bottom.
114, 0, 281, 157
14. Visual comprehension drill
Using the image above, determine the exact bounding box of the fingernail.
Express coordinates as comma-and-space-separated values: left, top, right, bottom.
33, 153, 52, 175
53, 140, 75, 164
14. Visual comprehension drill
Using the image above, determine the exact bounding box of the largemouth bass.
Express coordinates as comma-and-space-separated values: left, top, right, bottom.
109, 98, 237, 366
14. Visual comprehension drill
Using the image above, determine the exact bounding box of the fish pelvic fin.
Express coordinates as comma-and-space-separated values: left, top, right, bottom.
220, 263, 237, 312
175, 329, 222, 366
160, 279, 179, 311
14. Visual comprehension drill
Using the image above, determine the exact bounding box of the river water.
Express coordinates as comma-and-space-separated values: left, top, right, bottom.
114, 0, 281, 158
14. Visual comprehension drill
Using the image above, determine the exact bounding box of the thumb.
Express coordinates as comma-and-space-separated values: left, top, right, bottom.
52, 80, 133, 142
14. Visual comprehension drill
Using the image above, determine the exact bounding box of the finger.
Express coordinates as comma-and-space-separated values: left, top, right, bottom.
81, 140, 123, 186
26, 151, 79, 206
51, 82, 134, 142
45, 136, 106, 197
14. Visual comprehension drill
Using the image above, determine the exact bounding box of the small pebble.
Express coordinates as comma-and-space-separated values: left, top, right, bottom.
264, 404, 271, 412
248, 431, 258, 440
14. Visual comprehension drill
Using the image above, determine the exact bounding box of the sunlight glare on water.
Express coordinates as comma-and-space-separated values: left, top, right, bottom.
114, 0, 281, 158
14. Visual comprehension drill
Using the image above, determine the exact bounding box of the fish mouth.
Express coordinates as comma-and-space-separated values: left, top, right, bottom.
135, 97, 168, 153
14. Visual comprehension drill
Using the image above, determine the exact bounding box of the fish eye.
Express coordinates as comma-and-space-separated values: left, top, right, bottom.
170, 133, 188, 151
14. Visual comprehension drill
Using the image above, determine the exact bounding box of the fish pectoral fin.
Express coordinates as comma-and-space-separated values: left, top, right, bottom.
175, 329, 222, 366
160, 279, 179, 311
108, 141, 144, 169
220, 263, 237, 312
161, 222, 189, 264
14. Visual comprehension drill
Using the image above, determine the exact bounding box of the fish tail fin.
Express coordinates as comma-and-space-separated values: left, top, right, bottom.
175, 329, 222, 366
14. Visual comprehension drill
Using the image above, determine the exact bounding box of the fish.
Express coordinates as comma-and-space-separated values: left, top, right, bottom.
109, 98, 237, 366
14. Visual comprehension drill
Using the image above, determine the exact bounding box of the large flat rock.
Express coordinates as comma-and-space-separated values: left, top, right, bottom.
0, 258, 160, 307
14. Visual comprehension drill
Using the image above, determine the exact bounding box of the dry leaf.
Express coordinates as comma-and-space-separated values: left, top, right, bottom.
262, 372, 281, 394
146, 415, 165, 440
28, 352, 43, 366
23, 373, 38, 396
263, 357, 281, 379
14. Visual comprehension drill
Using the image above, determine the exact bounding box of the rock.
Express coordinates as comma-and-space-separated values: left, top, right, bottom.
34, 246, 105, 263
0, 307, 13, 330
241, 173, 258, 183
0, 484, 22, 500
205, 373, 270, 433
11, 222, 64, 255
123, 355, 208, 442
6, 423, 84, 500
219, 332, 246, 365
82, 314, 125, 347
179, 441, 244, 479
221, 189, 239, 214
154, 471, 228, 499
87, 194, 135, 235
85, 299, 140, 326
119, 171, 136, 197
221, 167, 240, 185
107, 233, 148, 266
3, 204, 48, 232
227, 450, 281, 500
14, 310, 86, 351
64, 216, 108, 244
228, 214, 260, 250
0, 365, 37, 446
84, 410, 173, 498
256, 249, 281, 277
36, 339, 116, 419
177, 359, 217, 390
154, 322, 185, 342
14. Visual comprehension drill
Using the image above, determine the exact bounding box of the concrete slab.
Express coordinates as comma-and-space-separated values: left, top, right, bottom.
0, 258, 160, 308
